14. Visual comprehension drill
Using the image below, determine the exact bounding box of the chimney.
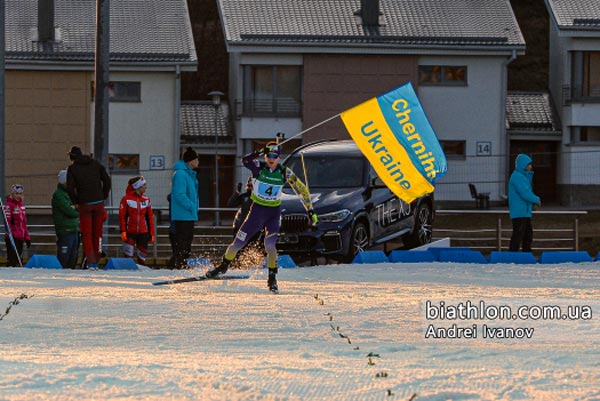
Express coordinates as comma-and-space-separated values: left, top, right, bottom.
361, 0, 380, 27
38, 0, 55, 42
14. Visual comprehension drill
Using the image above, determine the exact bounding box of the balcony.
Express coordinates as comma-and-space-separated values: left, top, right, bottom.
235, 97, 303, 119
562, 84, 600, 106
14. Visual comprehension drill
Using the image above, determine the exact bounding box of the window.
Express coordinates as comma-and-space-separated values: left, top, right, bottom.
108, 154, 139, 173
419, 65, 467, 86
440, 140, 466, 159
242, 65, 302, 116
91, 81, 141, 102
572, 126, 600, 144
583, 52, 600, 97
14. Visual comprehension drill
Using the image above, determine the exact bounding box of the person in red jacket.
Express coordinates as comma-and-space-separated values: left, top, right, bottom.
3, 184, 31, 266
119, 176, 155, 265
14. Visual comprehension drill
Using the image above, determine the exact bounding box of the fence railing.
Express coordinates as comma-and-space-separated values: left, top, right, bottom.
433, 210, 587, 253
3, 206, 238, 265
2, 207, 589, 266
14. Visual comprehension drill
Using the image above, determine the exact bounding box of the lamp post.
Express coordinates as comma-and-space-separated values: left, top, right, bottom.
208, 91, 224, 226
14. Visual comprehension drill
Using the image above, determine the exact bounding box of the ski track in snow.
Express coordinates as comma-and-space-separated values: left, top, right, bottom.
0, 262, 599, 401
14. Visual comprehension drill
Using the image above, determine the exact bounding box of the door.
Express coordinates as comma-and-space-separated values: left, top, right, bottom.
509, 141, 558, 204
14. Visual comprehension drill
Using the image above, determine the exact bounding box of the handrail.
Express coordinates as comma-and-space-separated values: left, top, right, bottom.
434, 209, 587, 252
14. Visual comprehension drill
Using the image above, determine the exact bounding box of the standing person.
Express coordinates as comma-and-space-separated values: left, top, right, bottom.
168, 147, 199, 269
3, 184, 31, 266
119, 176, 155, 265
206, 142, 317, 293
52, 170, 80, 269
508, 153, 541, 252
66, 146, 111, 269
227, 176, 254, 238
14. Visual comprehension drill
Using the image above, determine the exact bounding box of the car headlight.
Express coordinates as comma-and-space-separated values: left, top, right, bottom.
318, 209, 352, 223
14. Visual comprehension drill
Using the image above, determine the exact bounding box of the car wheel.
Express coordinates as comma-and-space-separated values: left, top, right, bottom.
404, 203, 433, 248
344, 221, 369, 262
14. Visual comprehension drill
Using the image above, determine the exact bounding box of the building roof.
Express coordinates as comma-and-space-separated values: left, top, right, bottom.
180, 102, 234, 145
6, 0, 197, 67
545, 0, 600, 31
506, 91, 561, 135
217, 0, 525, 51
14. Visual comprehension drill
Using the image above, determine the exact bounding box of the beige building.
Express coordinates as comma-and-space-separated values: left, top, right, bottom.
4, 0, 197, 205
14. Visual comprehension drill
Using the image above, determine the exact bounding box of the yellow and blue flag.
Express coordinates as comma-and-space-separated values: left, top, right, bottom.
341, 82, 447, 203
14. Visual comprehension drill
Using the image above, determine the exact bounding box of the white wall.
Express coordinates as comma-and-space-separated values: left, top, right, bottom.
417, 56, 507, 201
90, 72, 177, 208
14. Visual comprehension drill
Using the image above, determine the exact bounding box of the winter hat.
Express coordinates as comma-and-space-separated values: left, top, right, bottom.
11, 184, 24, 194
129, 176, 146, 190
183, 147, 198, 163
57, 170, 67, 185
265, 142, 281, 157
68, 146, 83, 160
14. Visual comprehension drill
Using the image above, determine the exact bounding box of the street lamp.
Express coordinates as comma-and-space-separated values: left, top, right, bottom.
208, 90, 224, 226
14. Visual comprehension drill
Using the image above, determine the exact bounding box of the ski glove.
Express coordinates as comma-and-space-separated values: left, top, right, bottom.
259, 144, 278, 156
150, 235, 155, 243
25, 239, 31, 248
120, 232, 127, 242
307, 209, 318, 226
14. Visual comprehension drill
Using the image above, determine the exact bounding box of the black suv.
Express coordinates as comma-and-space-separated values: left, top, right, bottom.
277, 139, 434, 263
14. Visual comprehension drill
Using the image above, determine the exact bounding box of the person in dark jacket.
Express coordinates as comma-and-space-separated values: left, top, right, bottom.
66, 146, 111, 269
508, 154, 541, 252
52, 170, 80, 269
167, 147, 199, 269
227, 177, 254, 237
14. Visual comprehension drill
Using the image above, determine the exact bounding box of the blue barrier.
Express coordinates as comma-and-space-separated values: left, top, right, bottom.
596, 252, 600, 262
539, 251, 593, 264
24, 254, 63, 269
186, 257, 214, 269
438, 249, 487, 264
488, 251, 537, 264
263, 255, 298, 269
388, 250, 436, 263
352, 250, 389, 264
426, 247, 472, 261
104, 258, 139, 270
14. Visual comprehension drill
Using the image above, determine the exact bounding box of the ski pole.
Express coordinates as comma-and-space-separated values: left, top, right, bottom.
0, 196, 23, 267
277, 113, 340, 147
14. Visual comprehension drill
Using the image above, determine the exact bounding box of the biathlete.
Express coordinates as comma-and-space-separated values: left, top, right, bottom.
206, 142, 318, 293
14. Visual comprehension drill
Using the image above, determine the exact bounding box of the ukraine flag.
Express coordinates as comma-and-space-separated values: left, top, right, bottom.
341, 83, 447, 203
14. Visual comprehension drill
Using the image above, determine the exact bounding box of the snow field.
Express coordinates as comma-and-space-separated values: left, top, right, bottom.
1, 262, 599, 400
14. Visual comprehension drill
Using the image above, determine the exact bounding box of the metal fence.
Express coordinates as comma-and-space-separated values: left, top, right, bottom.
433, 210, 587, 253
2, 206, 588, 266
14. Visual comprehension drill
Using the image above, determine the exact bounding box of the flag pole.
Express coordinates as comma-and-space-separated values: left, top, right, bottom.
278, 113, 340, 146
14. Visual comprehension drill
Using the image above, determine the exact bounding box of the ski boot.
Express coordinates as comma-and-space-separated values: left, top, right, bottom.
267, 268, 279, 294
205, 257, 231, 278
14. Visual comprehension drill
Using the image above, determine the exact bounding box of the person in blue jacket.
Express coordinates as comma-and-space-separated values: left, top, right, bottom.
168, 147, 199, 269
508, 154, 541, 252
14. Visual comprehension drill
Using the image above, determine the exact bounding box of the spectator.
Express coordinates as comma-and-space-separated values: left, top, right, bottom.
508, 153, 541, 252
166, 193, 177, 256
3, 184, 31, 267
227, 176, 254, 237
119, 176, 155, 265
52, 170, 80, 269
66, 146, 111, 269
168, 147, 199, 269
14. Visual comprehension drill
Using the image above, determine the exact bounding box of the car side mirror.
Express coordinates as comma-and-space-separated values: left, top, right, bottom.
370, 176, 387, 189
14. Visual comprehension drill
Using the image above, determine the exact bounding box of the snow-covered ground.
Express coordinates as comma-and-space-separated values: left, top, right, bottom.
1, 262, 599, 401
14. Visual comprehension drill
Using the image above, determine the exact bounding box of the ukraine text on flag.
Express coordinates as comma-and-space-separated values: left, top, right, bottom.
341, 83, 447, 203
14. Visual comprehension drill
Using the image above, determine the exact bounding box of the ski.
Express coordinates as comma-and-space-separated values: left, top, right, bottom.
152, 274, 250, 286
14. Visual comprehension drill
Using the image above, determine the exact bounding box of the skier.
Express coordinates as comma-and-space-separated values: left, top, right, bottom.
119, 176, 155, 265
206, 142, 318, 293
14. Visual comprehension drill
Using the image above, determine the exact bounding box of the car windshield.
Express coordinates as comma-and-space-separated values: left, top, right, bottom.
284, 155, 365, 188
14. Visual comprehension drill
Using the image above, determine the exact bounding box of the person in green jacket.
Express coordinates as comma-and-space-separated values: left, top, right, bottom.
52, 170, 80, 269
